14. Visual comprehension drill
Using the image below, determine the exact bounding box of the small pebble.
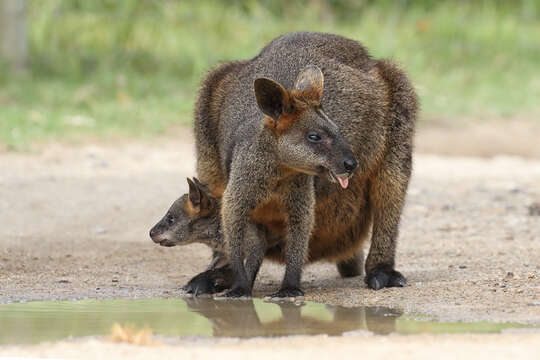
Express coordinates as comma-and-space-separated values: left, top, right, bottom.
91, 226, 107, 234
528, 202, 540, 216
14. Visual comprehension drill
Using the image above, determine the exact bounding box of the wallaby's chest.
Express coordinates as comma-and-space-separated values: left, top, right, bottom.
249, 171, 295, 236
250, 199, 287, 237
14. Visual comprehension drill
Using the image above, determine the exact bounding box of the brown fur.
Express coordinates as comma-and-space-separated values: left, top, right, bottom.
249, 200, 287, 237
190, 32, 417, 294
194, 61, 247, 195
183, 199, 199, 218
264, 111, 304, 134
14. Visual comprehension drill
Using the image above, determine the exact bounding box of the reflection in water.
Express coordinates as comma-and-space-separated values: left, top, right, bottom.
0, 298, 533, 345
184, 298, 402, 337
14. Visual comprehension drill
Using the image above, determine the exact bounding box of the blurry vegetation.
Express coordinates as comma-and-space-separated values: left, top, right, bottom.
0, 0, 539, 149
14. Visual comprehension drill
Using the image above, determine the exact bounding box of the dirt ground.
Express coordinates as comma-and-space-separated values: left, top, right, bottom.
1, 122, 540, 358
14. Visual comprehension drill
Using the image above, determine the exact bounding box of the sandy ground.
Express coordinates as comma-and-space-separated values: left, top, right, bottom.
1, 333, 540, 360
1, 124, 540, 358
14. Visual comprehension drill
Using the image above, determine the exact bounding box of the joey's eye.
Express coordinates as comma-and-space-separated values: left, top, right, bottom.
166, 215, 175, 225
307, 133, 322, 143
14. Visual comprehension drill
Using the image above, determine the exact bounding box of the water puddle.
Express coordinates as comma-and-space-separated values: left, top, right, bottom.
0, 298, 533, 345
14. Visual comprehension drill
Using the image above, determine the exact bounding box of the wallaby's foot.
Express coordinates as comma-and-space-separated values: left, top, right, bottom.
337, 256, 363, 278
183, 266, 233, 296
222, 285, 252, 299
365, 266, 406, 290
267, 287, 304, 299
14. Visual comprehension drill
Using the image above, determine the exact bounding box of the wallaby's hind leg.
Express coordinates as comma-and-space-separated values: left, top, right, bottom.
364, 157, 409, 290
364, 59, 415, 291
364, 161, 409, 290
337, 250, 364, 278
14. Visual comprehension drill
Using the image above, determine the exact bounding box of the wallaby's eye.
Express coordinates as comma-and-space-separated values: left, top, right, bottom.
166, 215, 175, 225
307, 133, 322, 143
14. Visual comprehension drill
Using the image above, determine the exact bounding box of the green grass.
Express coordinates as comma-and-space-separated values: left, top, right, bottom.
1, 0, 539, 149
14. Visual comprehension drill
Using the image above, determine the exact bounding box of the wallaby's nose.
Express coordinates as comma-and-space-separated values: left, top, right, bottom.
343, 157, 358, 174
149, 227, 157, 239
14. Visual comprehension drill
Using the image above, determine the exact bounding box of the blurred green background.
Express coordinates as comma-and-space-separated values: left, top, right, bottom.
0, 0, 539, 150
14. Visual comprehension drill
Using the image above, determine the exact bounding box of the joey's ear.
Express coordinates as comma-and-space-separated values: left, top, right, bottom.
293, 65, 324, 104
187, 178, 202, 207
254, 78, 291, 121
187, 177, 213, 211
192, 177, 205, 190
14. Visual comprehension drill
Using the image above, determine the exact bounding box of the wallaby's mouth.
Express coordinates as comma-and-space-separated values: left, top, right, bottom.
329, 171, 351, 189
315, 166, 351, 189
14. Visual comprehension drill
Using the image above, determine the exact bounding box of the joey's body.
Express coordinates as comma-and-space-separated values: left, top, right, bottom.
190, 32, 416, 295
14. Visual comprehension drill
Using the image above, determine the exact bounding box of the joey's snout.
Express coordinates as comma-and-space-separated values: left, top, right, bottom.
149, 223, 163, 243
149, 222, 176, 247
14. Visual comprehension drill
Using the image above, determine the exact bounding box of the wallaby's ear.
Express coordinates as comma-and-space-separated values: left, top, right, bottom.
187, 178, 202, 207
293, 65, 324, 104
254, 78, 291, 121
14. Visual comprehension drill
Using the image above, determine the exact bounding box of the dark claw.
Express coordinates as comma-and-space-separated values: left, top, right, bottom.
365, 266, 406, 290
268, 287, 304, 299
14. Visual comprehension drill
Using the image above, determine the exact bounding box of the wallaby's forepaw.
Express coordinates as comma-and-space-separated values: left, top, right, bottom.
184, 267, 233, 296
365, 267, 406, 290
267, 287, 304, 299
221, 286, 252, 299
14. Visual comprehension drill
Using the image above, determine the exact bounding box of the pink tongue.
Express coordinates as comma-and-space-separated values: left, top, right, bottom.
337, 177, 349, 189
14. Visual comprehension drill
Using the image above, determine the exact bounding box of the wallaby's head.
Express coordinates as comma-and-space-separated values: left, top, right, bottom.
149, 178, 221, 247
254, 65, 357, 188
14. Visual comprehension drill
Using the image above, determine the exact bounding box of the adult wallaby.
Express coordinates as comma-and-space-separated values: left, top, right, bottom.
192, 32, 417, 297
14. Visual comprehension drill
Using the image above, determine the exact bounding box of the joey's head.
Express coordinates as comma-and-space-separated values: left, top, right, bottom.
149, 178, 221, 247
254, 65, 357, 189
